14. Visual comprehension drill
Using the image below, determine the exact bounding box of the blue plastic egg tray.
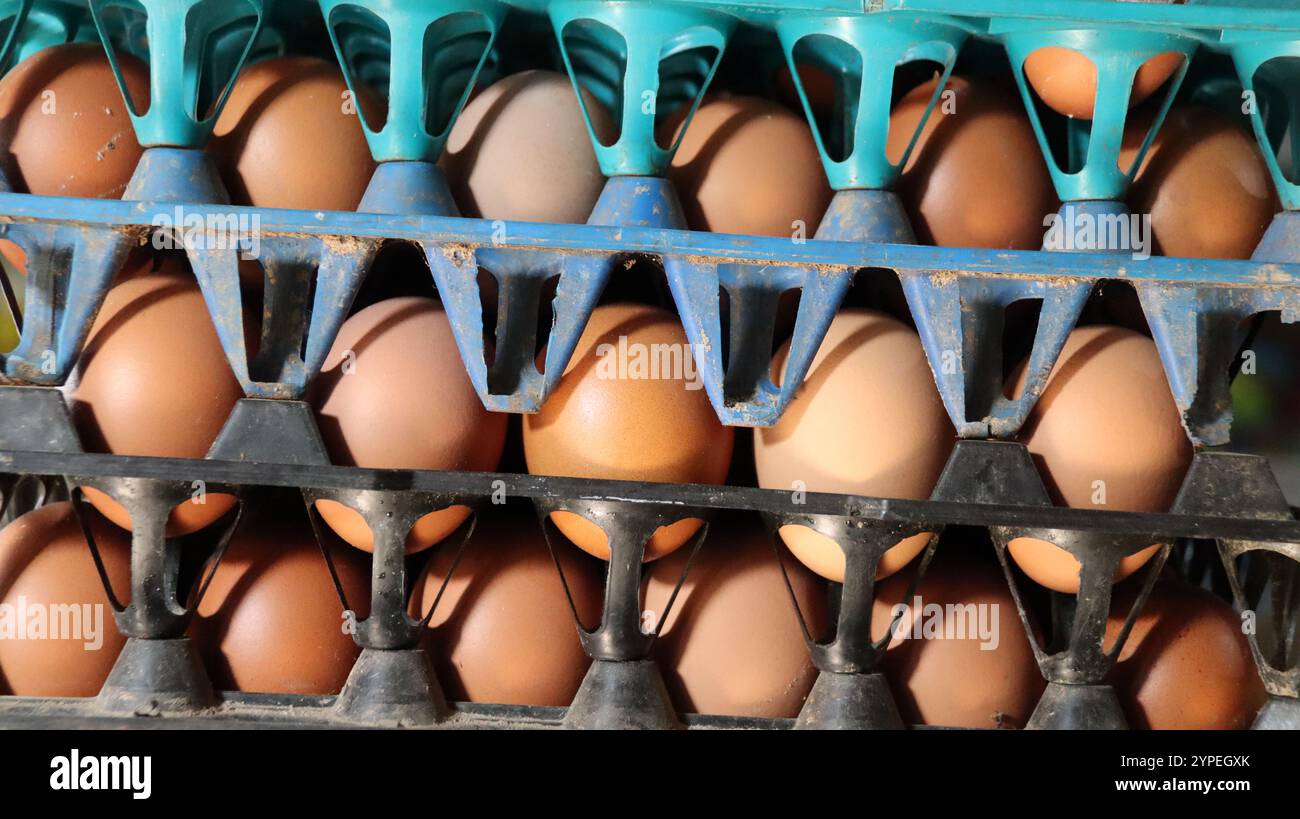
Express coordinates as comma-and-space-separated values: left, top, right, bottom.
0, 0, 1296, 438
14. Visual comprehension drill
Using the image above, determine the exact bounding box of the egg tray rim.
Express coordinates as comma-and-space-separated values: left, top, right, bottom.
0, 691, 800, 730
870, 0, 1300, 33
1, 446, 1297, 545
0, 194, 1295, 290
317, 0, 1300, 35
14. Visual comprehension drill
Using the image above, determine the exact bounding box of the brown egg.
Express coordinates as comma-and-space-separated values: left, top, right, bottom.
1023, 46, 1183, 121
0, 502, 131, 697
211, 56, 376, 211
1106, 579, 1264, 729
774, 62, 836, 120
442, 70, 613, 223
644, 518, 825, 718
666, 96, 831, 237
112, 251, 265, 319
1121, 105, 1277, 259
890, 75, 1058, 249
1007, 537, 1164, 597
191, 510, 369, 695
413, 511, 601, 706
754, 309, 953, 583
1007, 325, 1191, 593
0, 43, 149, 198
68, 274, 243, 536
312, 297, 507, 553
0, 239, 24, 272
873, 551, 1044, 728
4, 243, 165, 288
523, 303, 734, 561
110, 251, 186, 281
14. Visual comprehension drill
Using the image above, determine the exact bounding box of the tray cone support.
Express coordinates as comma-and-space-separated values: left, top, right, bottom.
770, 516, 935, 730
77, 479, 241, 714
990, 526, 1171, 731
305, 488, 478, 726
535, 499, 708, 730
1175, 453, 1300, 732
1026, 681, 1127, 730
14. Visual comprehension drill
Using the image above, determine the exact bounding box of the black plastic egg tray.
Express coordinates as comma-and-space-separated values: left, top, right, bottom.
0, 390, 1295, 730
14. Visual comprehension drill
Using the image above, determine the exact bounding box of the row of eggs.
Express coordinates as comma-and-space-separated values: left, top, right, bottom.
0, 42, 1280, 257
0, 498, 1264, 730
62, 277, 1187, 596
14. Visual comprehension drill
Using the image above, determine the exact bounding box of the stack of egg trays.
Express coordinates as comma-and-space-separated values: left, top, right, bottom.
0, 0, 1294, 729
